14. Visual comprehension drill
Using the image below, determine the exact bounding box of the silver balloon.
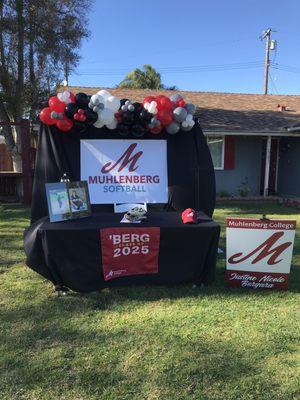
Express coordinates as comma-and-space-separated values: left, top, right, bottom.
128, 104, 134, 112
181, 124, 192, 132
173, 107, 187, 123
166, 121, 180, 134
185, 103, 196, 115
170, 93, 183, 102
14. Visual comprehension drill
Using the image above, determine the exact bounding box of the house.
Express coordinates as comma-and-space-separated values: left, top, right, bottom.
2, 87, 300, 200
63, 87, 300, 198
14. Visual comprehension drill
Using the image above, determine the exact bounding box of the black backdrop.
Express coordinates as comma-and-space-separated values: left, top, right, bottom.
30, 120, 216, 222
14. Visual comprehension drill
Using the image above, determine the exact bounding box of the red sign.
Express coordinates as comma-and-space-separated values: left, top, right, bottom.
100, 227, 160, 281
225, 270, 289, 290
226, 218, 296, 290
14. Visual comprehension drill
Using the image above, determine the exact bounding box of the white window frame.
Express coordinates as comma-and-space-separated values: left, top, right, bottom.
206, 135, 225, 170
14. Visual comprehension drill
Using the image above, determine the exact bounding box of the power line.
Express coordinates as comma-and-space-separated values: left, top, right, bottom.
76, 61, 264, 76
84, 35, 259, 64
269, 72, 279, 94
271, 62, 300, 74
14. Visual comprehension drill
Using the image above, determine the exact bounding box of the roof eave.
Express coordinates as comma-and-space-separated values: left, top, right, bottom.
202, 130, 300, 137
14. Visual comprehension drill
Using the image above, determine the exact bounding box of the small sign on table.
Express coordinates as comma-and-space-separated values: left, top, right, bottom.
226, 218, 296, 290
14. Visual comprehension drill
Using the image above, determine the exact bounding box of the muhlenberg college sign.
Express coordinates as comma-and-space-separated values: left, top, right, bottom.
226, 218, 296, 290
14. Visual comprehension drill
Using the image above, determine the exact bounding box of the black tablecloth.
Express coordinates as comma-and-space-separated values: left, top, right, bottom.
24, 212, 220, 292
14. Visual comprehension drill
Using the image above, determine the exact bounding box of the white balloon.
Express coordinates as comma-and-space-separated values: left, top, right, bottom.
186, 114, 193, 122
99, 108, 114, 125
97, 89, 111, 100
106, 96, 120, 112
148, 101, 158, 114
106, 118, 118, 130
94, 119, 104, 129
58, 90, 72, 104
91, 94, 105, 106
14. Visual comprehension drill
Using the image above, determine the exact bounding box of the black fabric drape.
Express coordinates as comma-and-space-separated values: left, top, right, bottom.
30, 121, 216, 222
24, 212, 220, 292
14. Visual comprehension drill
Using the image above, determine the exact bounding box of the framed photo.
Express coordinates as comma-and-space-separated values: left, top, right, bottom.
45, 181, 91, 222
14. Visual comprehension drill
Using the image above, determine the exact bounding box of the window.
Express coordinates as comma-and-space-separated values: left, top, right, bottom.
207, 135, 224, 169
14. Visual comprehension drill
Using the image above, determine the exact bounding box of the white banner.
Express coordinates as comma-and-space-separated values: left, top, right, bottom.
226, 218, 296, 290
80, 139, 168, 204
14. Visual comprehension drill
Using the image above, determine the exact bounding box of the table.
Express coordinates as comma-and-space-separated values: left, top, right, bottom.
24, 212, 220, 292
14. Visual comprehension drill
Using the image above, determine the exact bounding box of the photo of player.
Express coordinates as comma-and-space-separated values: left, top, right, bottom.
68, 188, 88, 212
49, 189, 70, 215
46, 181, 91, 222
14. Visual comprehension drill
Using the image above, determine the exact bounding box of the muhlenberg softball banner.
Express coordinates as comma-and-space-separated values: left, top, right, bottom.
226, 218, 296, 290
80, 139, 168, 204
100, 227, 160, 280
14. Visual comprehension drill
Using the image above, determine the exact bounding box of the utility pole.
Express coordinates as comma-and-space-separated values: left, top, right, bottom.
260, 28, 276, 95
262, 28, 271, 94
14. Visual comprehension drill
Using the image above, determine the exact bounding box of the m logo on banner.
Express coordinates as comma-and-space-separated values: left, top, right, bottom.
80, 139, 168, 204
228, 231, 293, 266
101, 143, 143, 173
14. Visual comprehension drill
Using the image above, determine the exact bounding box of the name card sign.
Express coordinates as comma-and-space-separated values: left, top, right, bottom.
80, 139, 168, 204
226, 218, 296, 290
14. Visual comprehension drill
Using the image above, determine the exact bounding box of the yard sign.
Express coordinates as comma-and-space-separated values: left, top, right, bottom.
226, 218, 296, 290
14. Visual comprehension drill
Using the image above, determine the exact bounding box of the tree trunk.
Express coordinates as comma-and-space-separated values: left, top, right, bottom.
14, 0, 25, 171
12, 152, 23, 172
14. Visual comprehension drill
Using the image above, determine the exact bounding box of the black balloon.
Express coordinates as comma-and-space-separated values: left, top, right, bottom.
119, 98, 130, 109
122, 110, 135, 125
75, 92, 89, 108
140, 109, 152, 124
132, 123, 146, 137
132, 102, 143, 114
64, 103, 79, 119
117, 123, 129, 136
84, 109, 98, 125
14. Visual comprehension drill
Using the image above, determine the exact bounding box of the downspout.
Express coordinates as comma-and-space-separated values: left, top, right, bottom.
264, 135, 272, 197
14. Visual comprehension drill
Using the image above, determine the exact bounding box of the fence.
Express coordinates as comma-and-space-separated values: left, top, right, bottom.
0, 119, 34, 205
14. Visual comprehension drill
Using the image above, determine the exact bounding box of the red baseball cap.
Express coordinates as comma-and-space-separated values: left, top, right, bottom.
181, 208, 197, 224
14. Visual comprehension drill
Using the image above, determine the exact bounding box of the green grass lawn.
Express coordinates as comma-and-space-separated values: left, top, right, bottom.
0, 203, 299, 400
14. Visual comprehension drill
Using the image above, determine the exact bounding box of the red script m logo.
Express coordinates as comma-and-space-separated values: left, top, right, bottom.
228, 231, 292, 265
101, 143, 143, 173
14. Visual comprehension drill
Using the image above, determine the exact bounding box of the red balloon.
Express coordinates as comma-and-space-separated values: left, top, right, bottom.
56, 117, 73, 132
39, 107, 55, 125
178, 99, 186, 107
68, 92, 75, 103
49, 96, 66, 113
115, 111, 122, 123
157, 109, 173, 126
157, 96, 172, 110
142, 96, 156, 107
149, 125, 163, 135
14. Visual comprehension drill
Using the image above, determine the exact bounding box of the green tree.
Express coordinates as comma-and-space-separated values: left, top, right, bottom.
118, 64, 164, 90
0, 0, 91, 171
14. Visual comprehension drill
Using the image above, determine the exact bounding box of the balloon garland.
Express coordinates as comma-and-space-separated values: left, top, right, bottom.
39, 90, 196, 136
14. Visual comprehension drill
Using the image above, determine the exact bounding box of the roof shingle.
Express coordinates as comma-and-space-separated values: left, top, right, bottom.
60, 87, 300, 133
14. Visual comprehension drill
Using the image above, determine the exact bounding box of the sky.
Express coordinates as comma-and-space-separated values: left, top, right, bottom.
69, 0, 300, 94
